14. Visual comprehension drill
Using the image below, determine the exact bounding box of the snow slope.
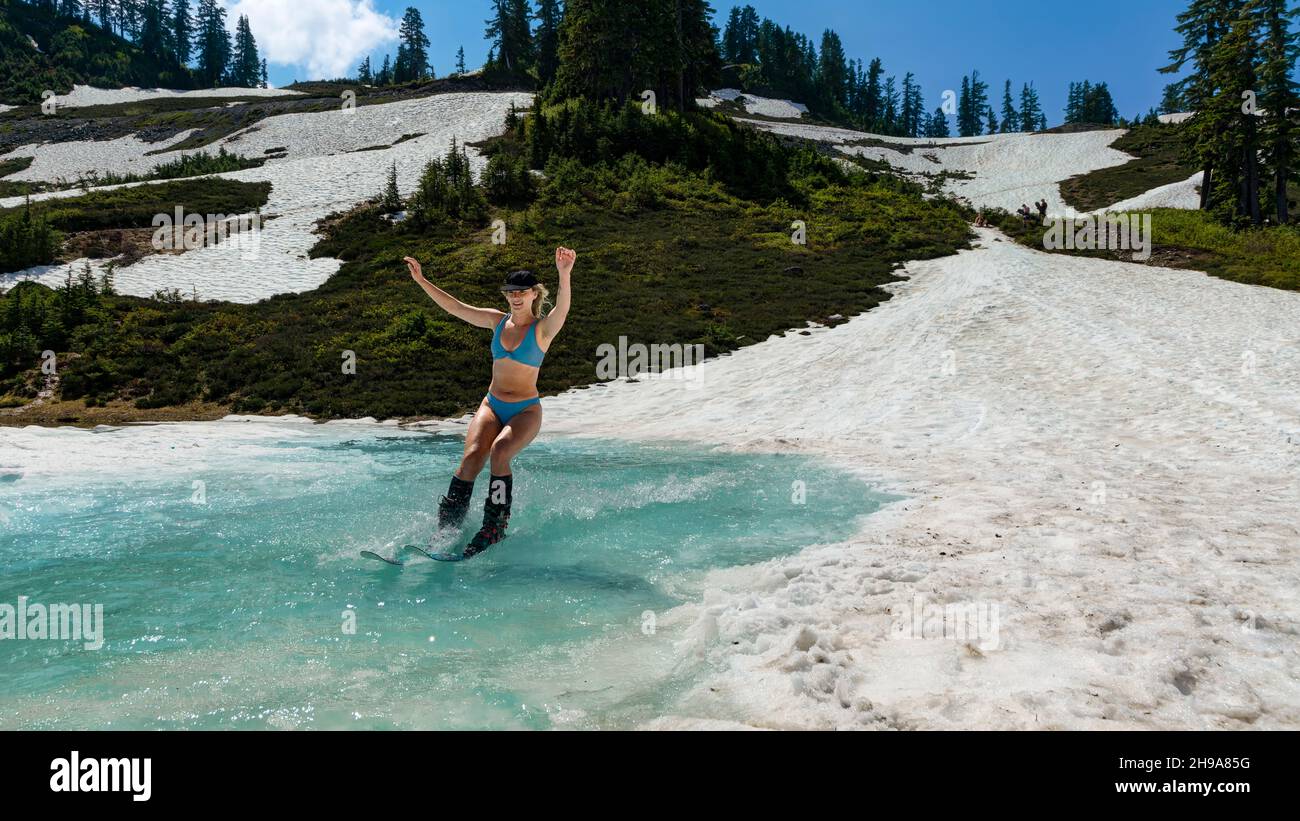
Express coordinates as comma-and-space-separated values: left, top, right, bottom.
2, 129, 200, 183
697, 88, 808, 119
736, 117, 1135, 214
518, 228, 1298, 729
1, 91, 533, 302
52, 84, 305, 108
1102, 171, 1204, 213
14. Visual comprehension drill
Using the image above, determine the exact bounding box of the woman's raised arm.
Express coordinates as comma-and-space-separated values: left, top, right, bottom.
405, 257, 503, 329
538, 247, 574, 345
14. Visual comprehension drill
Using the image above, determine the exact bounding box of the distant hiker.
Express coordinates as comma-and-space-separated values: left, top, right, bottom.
405, 247, 577, 558
1018, 204, 1034, 226
1036, 199, 1049, 222
974, 211, 990, 228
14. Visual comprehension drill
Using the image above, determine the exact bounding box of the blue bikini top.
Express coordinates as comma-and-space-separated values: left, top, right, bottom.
491, 314, 546, 367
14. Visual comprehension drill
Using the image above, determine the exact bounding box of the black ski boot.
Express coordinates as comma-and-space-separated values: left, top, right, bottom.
464, 474, 512, 558
437, 475, 475, 530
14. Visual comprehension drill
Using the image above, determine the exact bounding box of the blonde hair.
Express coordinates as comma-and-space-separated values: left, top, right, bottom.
531, 283, 551, 319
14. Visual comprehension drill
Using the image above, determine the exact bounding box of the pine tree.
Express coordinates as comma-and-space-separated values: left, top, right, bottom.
723, 6, 743, 64
550, 0, 719, 112
172, 0, 192, 65
260, 58, 268, 88
882, 75, 899, 135
194, 0, 230, 87
380, 161, 402, 212
118, 0, 142, 40
969, 70, 989, 133
863, 57, 883, 126
485, 0, 533, 77
1020, 82, 1043, 131
1065, 81, 1082, 122
455, 46, 466, 76
93, 0, 114, 33
817, 29, 848, 112
138, 0, 166, 59
379, 54, 392, 86
927, 106, 951, 138
1253, 0, 1299, 223
358, 56, 373, 85
229, 14, 260, 87
1000, 79, 1018, 132
985, 106, 998, 135
1198, 9, 1263, 224
396, 6, 431, 82
534, 0, 561, 85
958, 75, 973, 136
1161, 0, 1248, 209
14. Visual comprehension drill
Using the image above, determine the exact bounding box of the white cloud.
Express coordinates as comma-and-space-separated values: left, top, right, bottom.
222, 0, 399, 81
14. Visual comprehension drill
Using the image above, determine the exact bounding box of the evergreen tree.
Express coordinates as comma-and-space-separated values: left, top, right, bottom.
260, 58, 268, 88
958, 75, 972, 136
927, 106, 951, 137
901, 72, 925, 137
862, 57, 883, 126
1253, 0, 1299, 223
817, 29, 848, 112
118, 0, 142, 40
380, 161, 402, 212
956, 70, 990, 136
396, 6, 431, 82
455, 46, 466, 76
93, 0, 114, 33
379, 54, 392, 85
1000, 79, 1018, 132
172, 0, 193, 65
534, 0, 561, 85
722, 6, 743, 63
1198, 9, 1262, 225
1161, 0, 1248, 210
985, 105, 998, 135
736, 5, 759, 63
1020, 82, 1043, 131
138, 0, 166, 59
229, 14, 260, 87
485, 0, 533, 76
882, 74, 899, 134
549, 0, 719, 112
358, 56, 373, 85
194, 0, 230, 87
969, 70, 989, 132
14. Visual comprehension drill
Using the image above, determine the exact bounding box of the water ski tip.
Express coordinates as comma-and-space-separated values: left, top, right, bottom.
360, 549, 404, 566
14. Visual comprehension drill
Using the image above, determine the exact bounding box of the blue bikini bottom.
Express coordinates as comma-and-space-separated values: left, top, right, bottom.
485, 393, 540, 425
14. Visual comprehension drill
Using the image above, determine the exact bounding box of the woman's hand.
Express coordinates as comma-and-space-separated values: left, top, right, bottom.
555, 247, 576, 277
404, 256, 426, 283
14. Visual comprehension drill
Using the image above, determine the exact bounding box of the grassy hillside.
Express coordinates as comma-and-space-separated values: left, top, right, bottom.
0, 0, 197, 106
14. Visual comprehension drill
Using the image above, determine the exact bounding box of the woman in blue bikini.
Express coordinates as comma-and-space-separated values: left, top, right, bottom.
403, 247, 576, 557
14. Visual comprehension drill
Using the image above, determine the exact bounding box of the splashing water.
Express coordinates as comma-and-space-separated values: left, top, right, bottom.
0, 423, 892, 729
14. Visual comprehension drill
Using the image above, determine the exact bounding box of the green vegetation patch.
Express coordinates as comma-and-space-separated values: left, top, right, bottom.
992, 207, 1300, 291
1058, 123, 1195, 212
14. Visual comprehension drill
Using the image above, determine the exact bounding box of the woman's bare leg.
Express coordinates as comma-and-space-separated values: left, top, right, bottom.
489, 404, 542, 476
457, 397, 503, 480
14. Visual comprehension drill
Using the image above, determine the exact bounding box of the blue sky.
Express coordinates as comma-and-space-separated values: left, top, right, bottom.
235, 0, 1198, 123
